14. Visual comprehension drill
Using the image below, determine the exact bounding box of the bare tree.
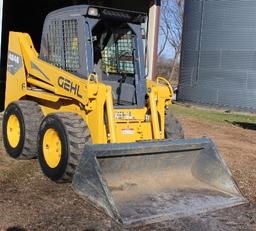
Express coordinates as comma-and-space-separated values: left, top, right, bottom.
157, 56, 180, 83
159, 0, 184, 81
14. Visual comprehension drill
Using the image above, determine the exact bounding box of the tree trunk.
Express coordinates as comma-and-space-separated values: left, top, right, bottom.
169, 48, 180, 81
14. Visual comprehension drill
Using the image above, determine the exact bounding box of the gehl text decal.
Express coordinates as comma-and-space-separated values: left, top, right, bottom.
58, 77, 82, 99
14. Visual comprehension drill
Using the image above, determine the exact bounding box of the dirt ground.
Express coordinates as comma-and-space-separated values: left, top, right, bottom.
0, 114, 256, 231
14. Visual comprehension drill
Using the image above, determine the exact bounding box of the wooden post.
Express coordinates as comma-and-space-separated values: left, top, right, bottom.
147, 0, 161, 80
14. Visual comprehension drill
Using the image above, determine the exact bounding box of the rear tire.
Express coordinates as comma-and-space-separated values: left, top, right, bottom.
37, 113, 90, 182
165, 111, 184, 140
2, 100, 44, 159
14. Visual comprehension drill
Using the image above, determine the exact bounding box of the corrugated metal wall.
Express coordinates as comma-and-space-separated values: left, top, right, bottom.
178, 0, 256, 111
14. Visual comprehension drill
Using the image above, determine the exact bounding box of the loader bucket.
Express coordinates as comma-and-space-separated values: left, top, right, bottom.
72, 138, 246, 225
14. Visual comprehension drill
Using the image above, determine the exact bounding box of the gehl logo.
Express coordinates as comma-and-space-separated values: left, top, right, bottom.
58, 77, 82, 99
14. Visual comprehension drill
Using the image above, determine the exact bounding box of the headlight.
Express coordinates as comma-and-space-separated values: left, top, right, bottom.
88, 7, 99, 17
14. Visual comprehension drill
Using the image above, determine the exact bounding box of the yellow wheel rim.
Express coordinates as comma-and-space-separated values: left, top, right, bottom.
43, 128, 62, 169
7, 114, 21, 148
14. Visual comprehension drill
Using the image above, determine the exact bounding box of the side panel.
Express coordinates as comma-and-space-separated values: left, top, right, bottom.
4, 32, 26, 108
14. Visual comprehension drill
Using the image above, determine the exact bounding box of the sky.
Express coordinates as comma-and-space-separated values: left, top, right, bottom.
158, 34, 175, 59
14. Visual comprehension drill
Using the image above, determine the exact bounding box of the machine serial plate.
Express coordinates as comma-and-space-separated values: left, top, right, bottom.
115, 112, 135, 120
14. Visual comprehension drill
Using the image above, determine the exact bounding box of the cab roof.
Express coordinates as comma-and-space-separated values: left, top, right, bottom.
46, 5, 146, 23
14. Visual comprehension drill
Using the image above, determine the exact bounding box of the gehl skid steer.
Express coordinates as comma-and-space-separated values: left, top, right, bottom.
2, 5, 246, 225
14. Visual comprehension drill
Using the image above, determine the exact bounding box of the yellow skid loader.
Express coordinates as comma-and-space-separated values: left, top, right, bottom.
2, 5, 245, 225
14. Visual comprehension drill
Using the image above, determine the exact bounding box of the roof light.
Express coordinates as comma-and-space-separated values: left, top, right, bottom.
88, 7, 99, 17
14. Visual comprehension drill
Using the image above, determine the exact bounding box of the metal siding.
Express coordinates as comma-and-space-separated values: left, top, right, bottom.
179, 69, 193, 87
200, 51, 221, 68
179, 0, 256, 111
198, 69, 247, 90
181, 50, 198, 68
178, 86, 218, 105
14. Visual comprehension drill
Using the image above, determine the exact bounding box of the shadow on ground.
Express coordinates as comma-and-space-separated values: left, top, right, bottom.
226, 121, 256, 131
6, 227, 27, 231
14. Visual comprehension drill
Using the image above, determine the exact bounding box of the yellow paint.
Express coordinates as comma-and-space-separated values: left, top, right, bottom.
43, 128, 62, 168
156, 77, 174, 96
115, 122, 153, 143
149, 87, 161, 139
27, 77, 55, 92
5, 32, 173, 145
7, 115, 21, 148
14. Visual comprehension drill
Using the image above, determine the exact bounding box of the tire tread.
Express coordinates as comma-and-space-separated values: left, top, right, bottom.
54, 112, 90, 182
3, 100, 44, 159
165, 111, 185, 140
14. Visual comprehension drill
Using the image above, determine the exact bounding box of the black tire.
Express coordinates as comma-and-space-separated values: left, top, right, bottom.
37, 112, 90, 182
2, 100, 44, 159
165, 111, 184, 140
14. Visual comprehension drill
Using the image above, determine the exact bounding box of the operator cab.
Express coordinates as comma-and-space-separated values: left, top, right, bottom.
40, 5, 147, 108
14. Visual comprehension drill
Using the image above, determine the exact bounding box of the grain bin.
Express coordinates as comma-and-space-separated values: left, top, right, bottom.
178, 0, 256, 111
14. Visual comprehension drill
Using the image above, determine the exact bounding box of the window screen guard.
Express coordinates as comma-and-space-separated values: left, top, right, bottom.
47, 19, 81, 72
101, 28, 136, 75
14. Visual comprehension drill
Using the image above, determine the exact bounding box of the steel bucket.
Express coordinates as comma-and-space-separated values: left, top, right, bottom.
72, 138, 246, 225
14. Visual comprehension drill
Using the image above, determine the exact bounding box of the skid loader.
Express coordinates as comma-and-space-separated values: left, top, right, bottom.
2, 5, 246, 225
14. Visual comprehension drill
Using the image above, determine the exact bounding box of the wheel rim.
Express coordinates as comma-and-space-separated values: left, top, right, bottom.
43, 128, 62, 168
7, 114, 21, 148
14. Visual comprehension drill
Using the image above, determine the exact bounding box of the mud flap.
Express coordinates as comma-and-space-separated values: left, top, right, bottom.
72, 138, 247, 225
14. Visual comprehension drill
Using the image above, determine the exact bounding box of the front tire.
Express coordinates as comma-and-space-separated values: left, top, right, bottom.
2, 101, 44, 159
165, 111, 184, 140
37, 113, 90, 182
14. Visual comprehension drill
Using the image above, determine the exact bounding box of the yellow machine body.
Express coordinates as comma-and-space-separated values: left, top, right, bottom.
5, 32, 172, 145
